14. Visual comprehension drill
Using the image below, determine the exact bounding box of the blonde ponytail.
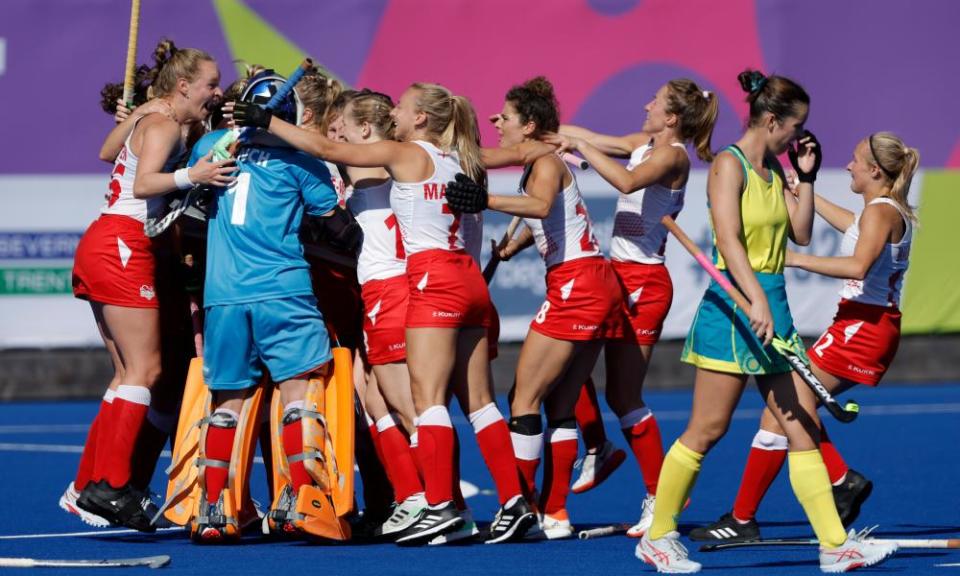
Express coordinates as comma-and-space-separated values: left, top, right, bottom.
869, 131, 920, 223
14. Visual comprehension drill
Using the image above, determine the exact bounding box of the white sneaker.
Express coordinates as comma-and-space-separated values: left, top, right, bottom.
539, 510, 574, 540
819, 528, 897, 573
627, 494, 656, 538
427, 507, 478, 545
59, 482, 110, 528
381, 493, 428, 537
571, 440, 627, 494
636, 531, 701, 574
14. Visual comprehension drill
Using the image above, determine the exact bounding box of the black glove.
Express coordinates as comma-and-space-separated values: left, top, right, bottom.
787, 130, 822, 183
232, 101, 273, 129
303, 206, 363, 255
444, 172, 488, 213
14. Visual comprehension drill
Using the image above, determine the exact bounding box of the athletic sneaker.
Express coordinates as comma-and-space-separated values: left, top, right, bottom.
571, 440, 627, 494
819, 527, 897, 573
76, 480, 156, 533
833, 469, 873, 527
539, 509, 574, 540
627, 494, 656, 538
428, 508, 479, 545
380, 492, 428, 537
486, 495, 537, 544
60, 482, 110, 528
688, 512, 760, 542
636, 531, 701, 574
394, 501, 465, 546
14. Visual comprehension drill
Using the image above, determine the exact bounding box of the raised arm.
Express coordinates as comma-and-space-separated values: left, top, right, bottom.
487, 156, 562, 219
813, 193, 855, 232
482, 140, 557, 169
773, 160, 814, 246
99, 99, 173, 163
786, 204, 896, 280
709, 151, 773, 345
558, 124, 650, 157
546, 134, 683, 194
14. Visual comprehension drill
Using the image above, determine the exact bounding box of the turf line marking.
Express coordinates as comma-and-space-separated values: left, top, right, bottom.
0, 527, 181, 540
0, 425, 90, 434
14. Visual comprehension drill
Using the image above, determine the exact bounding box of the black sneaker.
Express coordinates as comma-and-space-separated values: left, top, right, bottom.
486, 496, 537, 544
833, 468, 873, 527
688, 512, 760, 542
394, 501, 464, 546
76, 480, 156, 533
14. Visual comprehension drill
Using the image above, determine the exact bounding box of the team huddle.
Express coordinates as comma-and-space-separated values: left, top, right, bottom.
60, 39, 920, 573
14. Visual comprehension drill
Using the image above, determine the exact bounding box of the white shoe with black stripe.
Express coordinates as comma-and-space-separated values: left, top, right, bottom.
486, 495, 536, 544
380, 493, 428, 537
688, 512, 760, 542
394, 500, 464, 546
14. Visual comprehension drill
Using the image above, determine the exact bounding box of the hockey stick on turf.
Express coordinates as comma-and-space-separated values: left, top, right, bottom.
0, 554, 170, 569
482, 215, 522, 284
661, 215, 859, 423
577, 523, 632, 540
144, 58, 316, 238
700, 537, 960, 552
121, 0, 141, 106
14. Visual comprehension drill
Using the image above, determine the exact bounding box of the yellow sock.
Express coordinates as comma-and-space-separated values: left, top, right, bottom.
788, 450, 847, 548
648, 440, 703, 539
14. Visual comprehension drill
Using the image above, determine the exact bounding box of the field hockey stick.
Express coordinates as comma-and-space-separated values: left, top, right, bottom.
145, 59, 315, 238
577, 523, 632, 540
482, 215, 522, 284
700, 537, 960, 552
0, 554, 170, 569
121, 0, 141, 107
561, 152, 589, 170
660, 216, 859, 423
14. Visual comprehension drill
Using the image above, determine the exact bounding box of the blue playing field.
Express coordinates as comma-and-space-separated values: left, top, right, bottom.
1, 383, 958, 575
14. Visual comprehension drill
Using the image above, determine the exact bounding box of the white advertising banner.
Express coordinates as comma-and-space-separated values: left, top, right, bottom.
0, 171, 918, 348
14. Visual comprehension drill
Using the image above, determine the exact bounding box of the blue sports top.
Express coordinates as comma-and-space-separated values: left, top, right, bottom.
190, 129, 337, 306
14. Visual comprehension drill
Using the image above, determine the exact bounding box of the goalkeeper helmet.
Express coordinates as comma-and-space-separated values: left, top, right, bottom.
240, 69, 303, 126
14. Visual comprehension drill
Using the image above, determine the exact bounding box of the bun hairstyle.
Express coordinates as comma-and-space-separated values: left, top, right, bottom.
410, 82, 486, 188
665, 79, 719, 162
737, 69, 809, 126
868, 131, 920, 223
505, 76, 560, 136
99, 38, 187, 113
347, 89, 396, 140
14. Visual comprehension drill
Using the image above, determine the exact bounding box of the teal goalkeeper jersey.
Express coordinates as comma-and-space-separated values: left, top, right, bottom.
190, 129, 337, 306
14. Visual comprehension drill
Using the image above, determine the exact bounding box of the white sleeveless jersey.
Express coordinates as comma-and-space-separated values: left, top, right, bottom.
609, 142, 687, 264
346, 178, 406, 285
520, 161, 601, 269
390, 141, 466, 256
839, 198, 912, 307
326, 161, 353, 207
100, 118, 185, 223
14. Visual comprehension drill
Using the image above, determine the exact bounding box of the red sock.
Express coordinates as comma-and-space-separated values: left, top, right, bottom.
621, 412, 665, 495
75, 399, 110, 491
471, 404, 522, 505
92, 398, 117, 484
539, 429, 578, 515
416, 406, 455, 506
204, 416, 237, 504
575, 377, 607, 453
99, 386, 150, 489
819, 427, 848, 484
377, 420, 423, 502
732, 430, 788, 522
282, 418, 312, 495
